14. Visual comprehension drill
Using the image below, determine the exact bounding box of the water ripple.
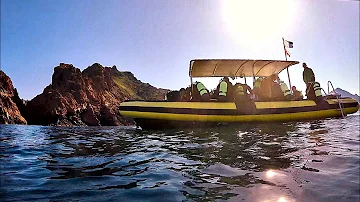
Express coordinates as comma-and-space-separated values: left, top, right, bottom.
1, 114, 359, 201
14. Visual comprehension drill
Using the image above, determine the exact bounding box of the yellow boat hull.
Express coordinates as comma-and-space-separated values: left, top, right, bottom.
119, 98, 359, 129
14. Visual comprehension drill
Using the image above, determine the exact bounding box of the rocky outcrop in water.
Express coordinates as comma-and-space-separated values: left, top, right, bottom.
0, 70, 27, 124
23, 63, 168, 126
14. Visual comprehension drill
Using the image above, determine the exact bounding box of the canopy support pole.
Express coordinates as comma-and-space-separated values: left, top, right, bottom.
252, 61, 256, 87
189, 60, 194, 98
282, 37, 292, 93
252, 62, 255, 80
190, 76, 193, 93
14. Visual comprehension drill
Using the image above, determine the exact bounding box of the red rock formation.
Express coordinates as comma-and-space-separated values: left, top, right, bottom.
24, 63, 168, 126
0, 70, 27, 124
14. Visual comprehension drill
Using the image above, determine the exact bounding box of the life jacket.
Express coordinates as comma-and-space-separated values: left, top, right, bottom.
219, 81, 228, 96
196, 82, 208, 96
234, 84, 245, 97
279, 81, 291, 96
254, 78, 263, 88
313, 82, 322, 97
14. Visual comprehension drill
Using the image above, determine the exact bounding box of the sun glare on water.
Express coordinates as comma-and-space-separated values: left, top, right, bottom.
221, 0, 293, 44
266, 169, 276, 178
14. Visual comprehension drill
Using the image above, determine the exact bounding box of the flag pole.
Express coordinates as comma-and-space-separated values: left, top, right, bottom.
282, 37, 288, 61
282, 37, 292, 93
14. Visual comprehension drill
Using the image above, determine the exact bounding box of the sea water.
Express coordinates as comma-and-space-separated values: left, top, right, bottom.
1, 114, 359, 202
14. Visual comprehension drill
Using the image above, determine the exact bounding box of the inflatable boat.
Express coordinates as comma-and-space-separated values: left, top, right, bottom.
119, 59, 359, 129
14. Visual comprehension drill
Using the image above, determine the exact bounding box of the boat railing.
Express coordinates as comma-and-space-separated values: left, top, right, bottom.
327, 80, 345, 118
321, 88, 328, 99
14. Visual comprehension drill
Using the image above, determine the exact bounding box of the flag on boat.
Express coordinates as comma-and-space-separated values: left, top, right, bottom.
283, 38, 293, 58
284, 48, 291, 57
284, 40, 293, 48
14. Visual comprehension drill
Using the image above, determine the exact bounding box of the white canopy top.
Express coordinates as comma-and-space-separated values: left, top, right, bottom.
189, 59, 299, 78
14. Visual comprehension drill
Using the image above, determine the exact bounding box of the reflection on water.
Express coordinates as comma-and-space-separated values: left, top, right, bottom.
0, 115, 359, 202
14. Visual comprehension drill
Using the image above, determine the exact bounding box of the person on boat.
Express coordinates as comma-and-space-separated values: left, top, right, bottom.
191, 81, 210, 101
312, 81, 323, 101
215, 77, 233, 102
269, 75, 285, 101
306, 77, 329, 108
291, 86, 303, 100
306, 76, 316, 100
261, 74, 278, 101
252, 77, 263, 100
313, 81, 329, 108
166, 90, 181, 101
233, 83, 252, 102
302, 62, 315, 98
179, 87, 191, 101
277, 78, 291, 101
233, 82, 256, 114
166, 87, 191, 102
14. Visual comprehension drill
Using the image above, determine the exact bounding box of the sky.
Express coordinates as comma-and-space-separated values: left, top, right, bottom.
1, 0, 359, 100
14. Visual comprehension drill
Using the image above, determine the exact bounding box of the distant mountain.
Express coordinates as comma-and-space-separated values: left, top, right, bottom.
330, 88, 360, 103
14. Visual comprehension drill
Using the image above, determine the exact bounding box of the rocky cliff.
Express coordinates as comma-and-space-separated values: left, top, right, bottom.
0, 70, 27, 124
23, 63, 168, 126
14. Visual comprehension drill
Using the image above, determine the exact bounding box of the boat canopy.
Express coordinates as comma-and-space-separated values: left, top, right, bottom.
189, 59, 299, 78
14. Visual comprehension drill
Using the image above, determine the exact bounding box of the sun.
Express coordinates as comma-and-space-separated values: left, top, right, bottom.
221, 0, 292, 44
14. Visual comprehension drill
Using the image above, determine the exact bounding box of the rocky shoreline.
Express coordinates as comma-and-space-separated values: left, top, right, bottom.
0, 63, 168, 126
